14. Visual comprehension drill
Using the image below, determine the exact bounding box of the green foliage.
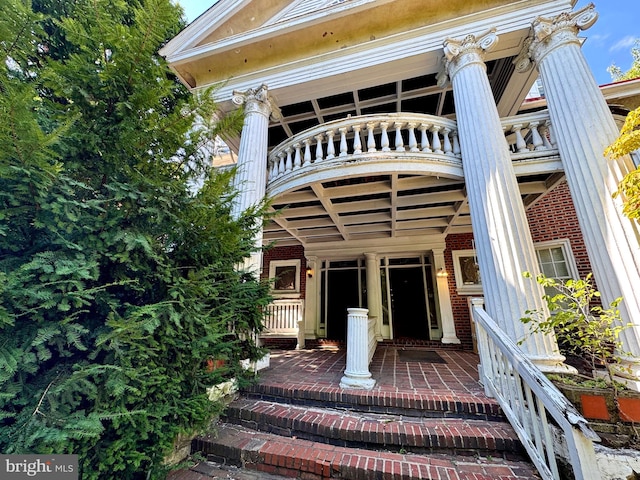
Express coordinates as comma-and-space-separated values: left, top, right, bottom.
0, 0, 271, 478
520, 272, 629, 391
605, 38, 640, 220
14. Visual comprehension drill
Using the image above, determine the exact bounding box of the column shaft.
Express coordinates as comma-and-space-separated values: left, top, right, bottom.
433, 249, 460, 344
231, 85, 273, 274
443, 30, 565, 371
365, 253, 383, 341
528, 6, 640, 378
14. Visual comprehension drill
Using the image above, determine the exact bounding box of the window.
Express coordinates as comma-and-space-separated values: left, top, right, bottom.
535, 240, 578, 281
452, 250, 482, 295
269, 260, 301, 295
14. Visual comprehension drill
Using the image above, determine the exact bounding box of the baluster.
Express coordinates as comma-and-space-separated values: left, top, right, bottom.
326, 130, 336, 159
293, 143, 302, 168
380, 122, 390, 151
352, 125, 362, 154
452, 130, 461, 155
268, 158, 275, 182
303, 138, 312, 165
528, 121, 545, 150
419, 124, 432, 152
285, 147, 293, 172
315, 134, 325, 161
540, 121, 554, 149
407, 123, 419, 152
339, 127, 348, 157
442, 127, 452, 155
366, 122, 377, 152
277, 151, 285, 176
431, 125, 442, 153
513, 124, 528, 153
394, 122, 405, 151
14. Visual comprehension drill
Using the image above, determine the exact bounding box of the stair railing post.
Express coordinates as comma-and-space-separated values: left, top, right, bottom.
340, 307, 376, 390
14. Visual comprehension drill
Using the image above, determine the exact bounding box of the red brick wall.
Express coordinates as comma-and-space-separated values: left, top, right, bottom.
444, 233, 476, 350
261, 245, 307, 299
526, 181, 592, 280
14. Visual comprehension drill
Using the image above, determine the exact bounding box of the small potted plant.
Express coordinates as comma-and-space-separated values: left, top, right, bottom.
520, 272, 640, 427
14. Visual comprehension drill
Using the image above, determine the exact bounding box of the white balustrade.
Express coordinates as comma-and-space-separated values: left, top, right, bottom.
501, 111, 557, 156
471, 299, 601, 480
263, 299, 304, 336
266, 111, 557, 187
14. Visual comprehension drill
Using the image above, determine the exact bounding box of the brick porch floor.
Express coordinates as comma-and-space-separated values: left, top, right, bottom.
266, 344, 488, 397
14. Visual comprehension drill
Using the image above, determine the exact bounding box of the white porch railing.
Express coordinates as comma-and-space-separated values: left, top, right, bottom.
368, 316, 377, 364
470, 299, 601, 480
501, 110, 558, 158
263, 299, 303, 336
266, 111, 559, 189
267, 113, 461, 185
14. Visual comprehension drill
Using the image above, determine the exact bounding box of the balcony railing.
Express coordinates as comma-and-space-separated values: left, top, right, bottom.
266, 111, 559, 189
268, 113, 461, 187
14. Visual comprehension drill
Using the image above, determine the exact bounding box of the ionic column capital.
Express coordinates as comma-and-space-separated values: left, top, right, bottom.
232, 84, 281, 120
442, 29, 498, 82
516, 3, 598, 72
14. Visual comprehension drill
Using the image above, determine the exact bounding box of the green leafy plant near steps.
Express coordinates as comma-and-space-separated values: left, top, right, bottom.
520, 272, 631, 393
0, 0, 270, 478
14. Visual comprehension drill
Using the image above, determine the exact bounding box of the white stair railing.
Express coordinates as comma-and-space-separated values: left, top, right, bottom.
470, 298, 601, 480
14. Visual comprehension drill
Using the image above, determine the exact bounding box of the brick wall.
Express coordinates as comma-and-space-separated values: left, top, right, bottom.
444, 233, 476, 351
261, 245, 307, 299
526, 180, 592, 279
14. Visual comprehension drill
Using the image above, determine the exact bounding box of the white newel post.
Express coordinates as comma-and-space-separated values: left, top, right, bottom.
231, 84, 278, 275
521, 5, 640, 383
442, 30, 568, 372
433, 249, 460, 344
364, 253, 383, 341
340, 308, 376, 390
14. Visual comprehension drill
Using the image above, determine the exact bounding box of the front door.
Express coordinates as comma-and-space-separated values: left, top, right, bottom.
326, 269, 360, 341
380, 256, 439, 340
389, 267, 430, 339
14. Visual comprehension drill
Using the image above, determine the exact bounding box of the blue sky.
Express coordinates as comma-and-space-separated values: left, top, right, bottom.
177, 1, 639, 86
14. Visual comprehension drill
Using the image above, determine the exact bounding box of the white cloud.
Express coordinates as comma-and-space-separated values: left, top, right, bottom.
609, 35, 638, 52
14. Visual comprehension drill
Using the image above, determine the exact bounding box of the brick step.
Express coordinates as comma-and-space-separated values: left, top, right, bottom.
193, 422, 540, 480
223, 399, 524, 458
242, 383, 504, 421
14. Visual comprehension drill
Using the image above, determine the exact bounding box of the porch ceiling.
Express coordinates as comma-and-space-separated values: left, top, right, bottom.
263, 171, 564, 247
265, 58, 516, 151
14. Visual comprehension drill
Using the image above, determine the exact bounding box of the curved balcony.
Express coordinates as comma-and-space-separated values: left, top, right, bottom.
266, 111, 560, 196
263, 111, 561, 247
267, 114, 462, 196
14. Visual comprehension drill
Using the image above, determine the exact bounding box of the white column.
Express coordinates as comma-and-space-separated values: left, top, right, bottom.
230, 84, 277, 275
340, 308, 376, 390
364, 253, 383, 341
442, 30, 567, 372
303, 256, 319, 347
432, 249, 460, 344
523, 5, 640, 382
